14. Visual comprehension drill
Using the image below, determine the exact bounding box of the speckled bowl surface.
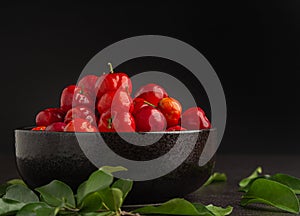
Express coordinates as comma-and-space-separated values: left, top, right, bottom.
15, 128, 216, 204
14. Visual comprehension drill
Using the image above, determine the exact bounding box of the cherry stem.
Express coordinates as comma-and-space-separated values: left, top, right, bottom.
144, 100, 156, 108
108, 62, 114, 73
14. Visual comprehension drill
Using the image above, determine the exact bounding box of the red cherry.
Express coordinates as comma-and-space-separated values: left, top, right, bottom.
35, 108, 65, 126
60, 85, 76, 112
96, 90, 133, 114
134, 83, 168, 107
64, 118, 98, 132
46, 122, 67, 132
166, 126, 187, 131
72, 87, 94, 108
64, 106, 97, 126
134, 106, 167, 132
95, 63, 132, 100
158, 97, 182, 127
132, 98, 152, 116
77, 75, 98, 97
31, 126, 46, 131
181, 107, 211, 130
98, 111, 136, 132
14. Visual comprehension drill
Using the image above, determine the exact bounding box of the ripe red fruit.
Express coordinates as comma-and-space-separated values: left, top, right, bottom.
35, 108, 65, 126
64, 118, 98, 132
166, 126, 187, 131
132, 98, 154, 116
134, 83, 168, 107
60, 85, 94, 112
72, 87, 94, 108
158, 97, 182, 127
181, 107, 211, 130
134, 106, 167, 132
95, 63, 132, 100
77, 75, 98, 97
46, 122, 67, 132
98, 111, 136, 132
31, 126, 46, 131
64, 106, 97, 126
60, 85, 76, 112
96, 90, 133, 114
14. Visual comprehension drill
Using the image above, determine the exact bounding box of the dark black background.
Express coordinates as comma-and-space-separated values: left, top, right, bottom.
0, 1, 299, 159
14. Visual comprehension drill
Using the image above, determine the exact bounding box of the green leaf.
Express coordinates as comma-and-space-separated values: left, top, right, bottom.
112, 179, 133, 200
270, 173, 300, 194
98, 188, 123, 212
99, 166, 128, 174
0, 198, 26, 215
3, 184, 39, 204
239, 166, 262, 188
133, 198, 206, 215
205, 204, 233, 216
203, 173, 227, 187
16, 202, 57, 216
241, 178, 300, 214
6, 179, 27, 187
79, 192, 103, 212
77, 170, 113, 205
35, 180, 75, 208
1, 179, 27, 198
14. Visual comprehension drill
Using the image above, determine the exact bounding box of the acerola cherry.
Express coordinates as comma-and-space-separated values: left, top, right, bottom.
72, 87, 94, 108
95, 63, 132, 100
64, 118, 98, 132
132, 98, 155, 116
181, 107, 211, 130
166, 126, 187, 131
134, 106, 167, 132
60, 85, 76, 112
46, 122, 67, 132
134, 83, 168, 107
97, 90, 133, 114
158, 97, 182, 127
77, 75, 98, 97
35, 108, 65, 126
31, 126, 46, 131
98, 111, 136, 132
64, 106, 97, 126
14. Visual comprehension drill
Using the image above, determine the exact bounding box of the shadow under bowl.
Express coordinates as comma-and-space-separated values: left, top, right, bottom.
15, 128, 216, 204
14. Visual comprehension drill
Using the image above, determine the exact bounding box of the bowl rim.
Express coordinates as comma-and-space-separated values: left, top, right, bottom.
15, 126, 216, 135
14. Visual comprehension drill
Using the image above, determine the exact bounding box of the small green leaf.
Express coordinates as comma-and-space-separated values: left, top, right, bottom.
0, 198, 25, 215
203, 173, 227, 187
205, 204, 233, 216
239, 166, 262, 188
133, 198, 203, 215
4, 184, 39, 204
77, 170, 113, 205
270, 173, 300, 194
16, 202, 56, 216
112, 179, 133, 200
241, 178, 300, 214
35, 180, 75, 208
98, 188, 123, 212
6, 179, 27, 187
79, 192, 103, 212
99, 166, 128, 174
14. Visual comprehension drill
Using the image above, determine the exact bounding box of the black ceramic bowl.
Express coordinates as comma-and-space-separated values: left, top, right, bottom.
15, 128, 216, 204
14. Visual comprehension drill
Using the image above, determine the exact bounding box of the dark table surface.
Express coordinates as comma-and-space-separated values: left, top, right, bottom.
1, 154, 300, 215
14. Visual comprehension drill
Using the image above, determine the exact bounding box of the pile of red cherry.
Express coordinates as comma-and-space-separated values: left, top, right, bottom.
32, 63, 211, 132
